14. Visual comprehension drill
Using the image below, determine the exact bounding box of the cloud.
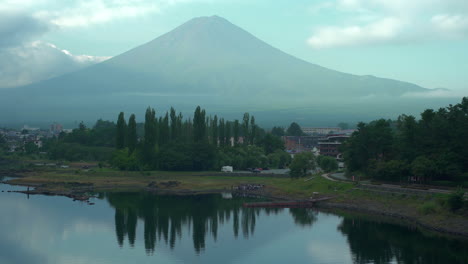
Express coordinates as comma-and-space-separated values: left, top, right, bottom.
0, 11, 50, 47
0, 41, 110, 88
35, 0, 162, 28
431, 14, 468, 37
401, 89, 468, 99
308, 17, 405, 48
307, 0, 468, 48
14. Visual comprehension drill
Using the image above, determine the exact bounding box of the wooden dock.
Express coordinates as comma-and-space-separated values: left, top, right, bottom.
243, 197, 333, 208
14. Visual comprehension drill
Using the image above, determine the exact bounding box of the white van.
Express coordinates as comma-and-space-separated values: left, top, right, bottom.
221, 166, 233, 172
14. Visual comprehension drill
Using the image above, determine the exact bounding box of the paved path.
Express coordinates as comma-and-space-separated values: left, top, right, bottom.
321, 173, 338, 182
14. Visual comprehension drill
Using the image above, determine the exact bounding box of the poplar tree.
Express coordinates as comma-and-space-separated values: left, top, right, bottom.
116, 112, 127, 149
233, 119, 240, 146
170, 107, 177, 141
225, 121, 232, 146
143, 107, 157, 166
193, 106, 206, 143
250, 116, 256, 145
242, 113, 250, 145
219, 118, 225, 147
127, 114, 137, 154
212, 115, 218, 146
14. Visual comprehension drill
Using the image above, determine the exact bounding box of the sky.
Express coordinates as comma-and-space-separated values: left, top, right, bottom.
1, 0, 468, 93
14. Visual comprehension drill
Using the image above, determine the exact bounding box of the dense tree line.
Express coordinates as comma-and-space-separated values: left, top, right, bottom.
343, 97, 468, 185
43, 120, 116, 161
111, 106, 289, 171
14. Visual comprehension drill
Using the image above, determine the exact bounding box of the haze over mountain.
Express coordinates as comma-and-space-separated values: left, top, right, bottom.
0, 16, 460, 127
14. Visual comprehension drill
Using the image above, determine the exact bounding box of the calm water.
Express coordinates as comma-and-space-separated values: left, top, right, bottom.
1, 182, 467, 264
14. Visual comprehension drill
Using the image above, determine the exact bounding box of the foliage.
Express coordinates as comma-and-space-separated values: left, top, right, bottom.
289, 152, 315, 178
267, 149, 291, 169
24, 141, 39, 154
418, 201, 438, 215
447, 187, 465, 212
317, 155, 338, 173
111, 149, 139, 171
343, 97, 468, 184
48, 142, 113, 161
271, 126, 285, 137
116, 112, 127, 149
286, 122, 304, 136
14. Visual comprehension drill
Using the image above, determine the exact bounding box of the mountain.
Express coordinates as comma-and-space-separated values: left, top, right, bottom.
0, 16, 458, 126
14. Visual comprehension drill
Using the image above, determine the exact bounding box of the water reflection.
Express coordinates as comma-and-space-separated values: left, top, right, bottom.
106, 193, 316, 254
105, 192, 468, 263
338, 217, 468, 264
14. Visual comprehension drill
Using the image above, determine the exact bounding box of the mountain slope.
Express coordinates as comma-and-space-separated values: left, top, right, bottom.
0, 15, 452, 125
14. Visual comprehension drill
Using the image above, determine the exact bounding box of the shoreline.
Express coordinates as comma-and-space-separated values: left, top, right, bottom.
2, 170, 467, 239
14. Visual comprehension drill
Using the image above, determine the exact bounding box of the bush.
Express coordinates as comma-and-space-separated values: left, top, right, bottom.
419, 201, 437, 215
317, 155, 338, 173
447, 187, 465, 212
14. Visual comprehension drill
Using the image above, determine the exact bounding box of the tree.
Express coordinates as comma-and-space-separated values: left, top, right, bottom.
271, 126, 285, 137
286, 122, 304, 136
289, 152, 315, 177
411, 156, 435, 183
116, 112, 127, 149
317, 155, 338, 172
225, 121, 232, 146
127, 114, 137, 154
0, 134, 7, 152
219, 118, 225, 147
233, 119, 240, 146
24, 141, 39, 154
193, 106, 206, 143
143, 107, 157, 167
212, 115, 218, 146
159, 112, 170, 146
250, 116, 256, 145
242, 113, 250, 145
170, 107, 178, 141
260, 133, 284, 155
337, 122, 349, 130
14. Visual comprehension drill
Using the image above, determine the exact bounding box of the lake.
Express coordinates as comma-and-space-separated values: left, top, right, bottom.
1, 181, 467, 264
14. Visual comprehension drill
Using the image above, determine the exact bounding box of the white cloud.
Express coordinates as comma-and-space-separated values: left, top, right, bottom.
431, 14, 468, 37
401, 89, 468, 99
308, 17, 405, 48
0, 41, 110, 88
36, 0, 162, 28
307, 0, 468, 48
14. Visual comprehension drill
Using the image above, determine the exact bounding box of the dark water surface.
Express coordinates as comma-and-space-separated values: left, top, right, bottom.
1, 182, 467, 264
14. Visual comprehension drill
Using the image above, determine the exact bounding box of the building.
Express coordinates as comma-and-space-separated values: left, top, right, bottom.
50, 123, 63, 133
318, 134, 350, 159
302, 127, 342, 136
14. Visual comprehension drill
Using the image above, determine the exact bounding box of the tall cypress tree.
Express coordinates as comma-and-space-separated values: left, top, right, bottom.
212, 115, 218, 146
250, 116, 256, 145
219, 118, 225, 147
233, 119, 240, 146
225, 121, 232, 146
116, 112, 127, 149
159, 112, 170, 145
127, 114, 137, 154
143, 107, 157, 166
193, 106, 206, 143
242, 113, 250, 145
170, 107, 177, 141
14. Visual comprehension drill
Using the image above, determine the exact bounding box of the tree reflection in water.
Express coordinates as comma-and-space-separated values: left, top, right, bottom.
338, 217, 468, 264
106, 192, 316, 254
